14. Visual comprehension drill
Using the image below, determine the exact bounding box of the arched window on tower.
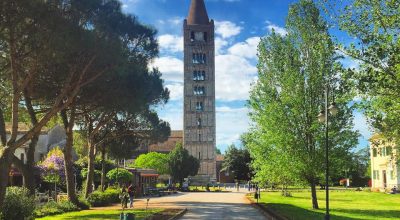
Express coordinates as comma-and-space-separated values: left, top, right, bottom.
192, 53, 206, 64
193, 71, 206, 81
196, 102, 204, 111
190, 31, 195, 42
197, 118, 202, 127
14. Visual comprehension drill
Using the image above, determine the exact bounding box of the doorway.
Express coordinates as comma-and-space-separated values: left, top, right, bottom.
382, 170, 387, 188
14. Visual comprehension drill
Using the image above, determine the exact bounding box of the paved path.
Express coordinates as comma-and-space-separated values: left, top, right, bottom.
105, 189, 266, 220
93, 189, 266, 219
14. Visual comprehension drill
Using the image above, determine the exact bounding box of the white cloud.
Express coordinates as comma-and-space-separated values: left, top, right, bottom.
120, 0, 140, 10
215, 21, 242, 39
157, 17, 183, 27
216, 106, 249, 148
215, 37, 229, 55
228, 37, 260, 59
150, 56, 183, 83
266, 20, 287, 36
165, 83, 183, 101
215, 54, 257, 101
157, 101, 183, 131
158, 34, 183, 53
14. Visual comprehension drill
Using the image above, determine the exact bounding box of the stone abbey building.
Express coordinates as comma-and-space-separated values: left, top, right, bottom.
183, 0, 216, 180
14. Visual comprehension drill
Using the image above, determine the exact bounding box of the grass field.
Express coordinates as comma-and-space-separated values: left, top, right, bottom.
254, 190, 400, 220
36, 209, 163, 220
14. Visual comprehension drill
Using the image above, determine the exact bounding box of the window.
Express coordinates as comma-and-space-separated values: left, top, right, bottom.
190, 31, 195, 41
390, 170, 395, 180
192, 53, 206, 64
373, 170, 380, 180
196, 102, 204, 111
373, 148, 377, 157
194, 86, 205, 95
194, 32, 205, 41
193, 71, 206, 81
198, 152, 201, 159
197, 118, 202, 127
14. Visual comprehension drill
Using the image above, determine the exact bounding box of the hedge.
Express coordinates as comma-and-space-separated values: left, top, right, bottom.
87, 188, 120, 207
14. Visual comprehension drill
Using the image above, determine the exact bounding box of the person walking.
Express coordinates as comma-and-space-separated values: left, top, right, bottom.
120, 185, 129, 210
128, 181, 135, 208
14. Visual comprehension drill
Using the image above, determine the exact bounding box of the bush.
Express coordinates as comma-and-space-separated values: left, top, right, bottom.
78, 196, 90, 210
87, 188, 120, 207
106, 168, 133, 183
1, 187, 35, 220
34, 201, 80, 218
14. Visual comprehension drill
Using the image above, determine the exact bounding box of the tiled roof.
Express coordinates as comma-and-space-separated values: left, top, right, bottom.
148, 130, 183, 153
216, 154, 224, 161
5, 122, 48, 134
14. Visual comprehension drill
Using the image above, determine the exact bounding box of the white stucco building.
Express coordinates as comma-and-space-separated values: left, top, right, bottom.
6, 123, 67, 163
370, 134, 399, 191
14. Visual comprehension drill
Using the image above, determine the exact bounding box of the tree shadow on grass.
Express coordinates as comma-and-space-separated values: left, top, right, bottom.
333, 208, 400, 219
262, 203, 355, 220
262, 203, 400, 220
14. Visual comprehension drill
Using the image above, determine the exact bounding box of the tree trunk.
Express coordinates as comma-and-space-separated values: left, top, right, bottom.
61, 109, 79, 205
85, 140, 96, 198
100, 145, 106, 192
24, 134, 39, 194
0, 148, 13, 210
310, 179, 319, 209
64, 128, 78, 204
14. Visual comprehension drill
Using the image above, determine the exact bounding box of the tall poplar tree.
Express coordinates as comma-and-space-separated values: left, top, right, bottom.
246, 0, 358, 209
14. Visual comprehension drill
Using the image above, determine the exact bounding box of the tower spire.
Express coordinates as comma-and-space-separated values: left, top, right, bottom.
187, 0, 210, 25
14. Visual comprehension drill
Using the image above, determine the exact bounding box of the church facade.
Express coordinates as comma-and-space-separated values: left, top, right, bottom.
183, 0, 216, 179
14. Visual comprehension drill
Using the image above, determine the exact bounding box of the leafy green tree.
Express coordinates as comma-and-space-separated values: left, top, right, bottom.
106, 168, 133, 184
222, 144, 252, 181
243, 130, 297, 192
0, 0, 150, 207
168, 143, 200, 187
215, 147, 222, 155
132, 152, 170, 175
322, 0, 400, 145
246, 0, 359, 209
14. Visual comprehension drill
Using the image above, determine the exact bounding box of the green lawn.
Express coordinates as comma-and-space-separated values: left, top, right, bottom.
254, 190, 400, 220
36, 209, 162, 220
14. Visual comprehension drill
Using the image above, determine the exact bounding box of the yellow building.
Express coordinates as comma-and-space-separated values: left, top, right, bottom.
370, 134, 399, 191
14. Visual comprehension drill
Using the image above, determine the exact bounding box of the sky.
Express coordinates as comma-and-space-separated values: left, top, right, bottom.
119, 0, 372, 153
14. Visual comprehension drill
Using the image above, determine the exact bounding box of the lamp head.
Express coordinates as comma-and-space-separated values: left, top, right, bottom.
329, 102, 338, 116
318, 111, 326, 123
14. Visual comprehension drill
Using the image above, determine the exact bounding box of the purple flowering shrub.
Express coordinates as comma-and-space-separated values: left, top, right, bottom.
37, 147, 65, 184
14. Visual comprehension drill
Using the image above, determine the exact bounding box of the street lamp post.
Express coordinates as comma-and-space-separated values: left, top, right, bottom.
317, 82, 338, 220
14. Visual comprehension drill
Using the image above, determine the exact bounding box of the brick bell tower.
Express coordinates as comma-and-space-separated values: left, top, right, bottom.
183, 0, 216, 180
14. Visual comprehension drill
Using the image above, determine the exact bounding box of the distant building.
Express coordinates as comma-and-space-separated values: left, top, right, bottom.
183, 0, 216, 180
6, 123, 67, 164
149, 130, 183, 153
216, 154, 234, 183
6, 123, 68, 186
124, 131, 183, 166
370, 134, 399, 191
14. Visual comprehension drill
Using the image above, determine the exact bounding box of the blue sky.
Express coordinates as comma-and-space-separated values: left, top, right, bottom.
120, 0, 371, 153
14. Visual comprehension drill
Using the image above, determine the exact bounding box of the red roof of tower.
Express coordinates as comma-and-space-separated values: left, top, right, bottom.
187, 0, 210, 25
